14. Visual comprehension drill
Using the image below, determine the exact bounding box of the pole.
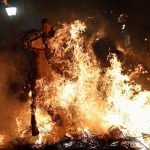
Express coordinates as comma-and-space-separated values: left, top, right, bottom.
31, 93, 39, 136
30, 68, 39, 136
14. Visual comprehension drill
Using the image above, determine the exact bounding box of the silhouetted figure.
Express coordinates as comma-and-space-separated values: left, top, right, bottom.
22, 18, 55, 136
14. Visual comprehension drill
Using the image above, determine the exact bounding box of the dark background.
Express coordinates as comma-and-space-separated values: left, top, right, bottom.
0, 0, 150, 52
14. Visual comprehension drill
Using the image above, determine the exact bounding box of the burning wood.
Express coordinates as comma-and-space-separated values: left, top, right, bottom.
3, 129, 146, 150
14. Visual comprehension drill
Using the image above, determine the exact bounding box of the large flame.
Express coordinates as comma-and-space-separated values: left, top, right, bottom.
102, 55, 150, 147
1, 20, 150, 149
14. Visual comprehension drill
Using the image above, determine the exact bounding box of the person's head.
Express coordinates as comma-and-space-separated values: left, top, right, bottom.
41, 18, 52, 34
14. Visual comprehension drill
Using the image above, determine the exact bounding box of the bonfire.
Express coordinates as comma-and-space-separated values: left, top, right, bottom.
1, 20, 150, 150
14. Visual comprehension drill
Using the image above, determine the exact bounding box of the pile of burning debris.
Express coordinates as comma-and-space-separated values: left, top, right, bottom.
4, 127, 147, 150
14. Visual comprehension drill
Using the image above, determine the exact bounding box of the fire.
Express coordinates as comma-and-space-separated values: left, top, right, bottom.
102, 54, 150, 147
0, 135, 4, 145
10, 20, 150, 149
16, 117, 22, 134
35, 108, 53, 137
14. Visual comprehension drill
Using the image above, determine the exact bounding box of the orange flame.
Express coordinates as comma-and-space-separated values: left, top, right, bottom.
13, 20, 150, 148
0, 135, 4, 145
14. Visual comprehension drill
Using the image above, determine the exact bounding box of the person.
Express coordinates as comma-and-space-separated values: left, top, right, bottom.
41, 18, 56, 61
22, 18, 55, 136
23, 18, 55, 78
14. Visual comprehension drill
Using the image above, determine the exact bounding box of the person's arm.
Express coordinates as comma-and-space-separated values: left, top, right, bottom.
22, 30, 44, 51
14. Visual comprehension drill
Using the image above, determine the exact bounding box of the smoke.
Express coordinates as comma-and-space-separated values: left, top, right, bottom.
0, 50, 30, 142
12, 0, 149, 70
